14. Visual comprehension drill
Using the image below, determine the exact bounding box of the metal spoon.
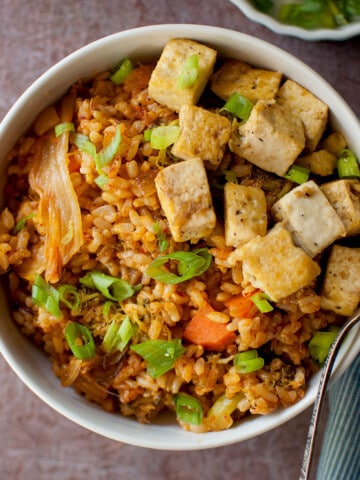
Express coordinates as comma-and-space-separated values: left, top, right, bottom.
300, 307, 360, 480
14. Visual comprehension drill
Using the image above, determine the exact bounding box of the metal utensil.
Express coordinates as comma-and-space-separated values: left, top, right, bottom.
300, 307, 360, 479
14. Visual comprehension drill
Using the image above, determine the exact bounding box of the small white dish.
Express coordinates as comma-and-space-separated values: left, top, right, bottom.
230, 0, 360, 40
0, 24, 359, 450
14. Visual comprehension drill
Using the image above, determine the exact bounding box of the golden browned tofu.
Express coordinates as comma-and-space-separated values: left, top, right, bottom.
171, 105, 232, 170
321, 179, 360, 236
148, 38, 217, 112
276, 80, 328, 152
320, 245, 360, 316
154, 158, 216, 242
228, 224, 321, 302
228, 100, 305, 176
210, 60, 282, 103
272, 180, 346, 258
224, 183, 267, 247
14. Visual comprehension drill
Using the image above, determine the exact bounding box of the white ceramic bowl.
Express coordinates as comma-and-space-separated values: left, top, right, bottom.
230, 0, 360, 40
0, 24, 360, 450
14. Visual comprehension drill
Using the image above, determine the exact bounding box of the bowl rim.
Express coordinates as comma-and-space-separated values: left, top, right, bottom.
0, 23, 360, 450
229, 0, 360, 40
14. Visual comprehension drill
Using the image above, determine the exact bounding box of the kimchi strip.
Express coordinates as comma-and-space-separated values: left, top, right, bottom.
29, 97, 83, 283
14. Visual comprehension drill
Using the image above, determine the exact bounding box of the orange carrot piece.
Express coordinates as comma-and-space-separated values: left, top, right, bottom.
183, 303, 236, 352
225, 292, 259, 318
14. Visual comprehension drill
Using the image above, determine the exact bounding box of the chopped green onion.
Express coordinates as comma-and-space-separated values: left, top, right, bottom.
58, 284, 81, 310
94, 174, 109, 189
102, 316, 136, 353
80, 270, 140, 302
110, 58, 134, 85
143, 129, 152, 141
206, 393, 244, 423
13, 213, 36, 234
221, 92, 253, 122
31, 274, 62, 318
74, 125, 121, 174
96, 125, 122, 171
74, 133, 97, 158
174, 392, 203, 425
284, 165, 310, 184
65, 321, 96, 360
251, 292, 273, 313
148, 125, 181, 150
146, 248, 212, 284
234, 349, 265, 374
102, 300, 115, 318
336, 149, 360, 178
54, 122, 75, 137
153, 221, 169, 252
308, 328, 340, 365
177, 54, 199, 89
131, 338, 185, 378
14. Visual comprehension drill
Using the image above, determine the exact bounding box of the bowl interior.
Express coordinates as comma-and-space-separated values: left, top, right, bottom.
0, 24, 360, 450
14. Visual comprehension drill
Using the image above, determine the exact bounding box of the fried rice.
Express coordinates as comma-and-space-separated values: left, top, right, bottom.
0, 41, 353, 433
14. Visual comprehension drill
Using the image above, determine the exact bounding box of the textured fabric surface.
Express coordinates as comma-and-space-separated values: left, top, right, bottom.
317, 354, 360, 480
0, 1, 359, 479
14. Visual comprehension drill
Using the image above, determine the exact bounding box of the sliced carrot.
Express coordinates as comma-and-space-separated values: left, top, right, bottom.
225, 292, 259, 318
182, 302, 236, 352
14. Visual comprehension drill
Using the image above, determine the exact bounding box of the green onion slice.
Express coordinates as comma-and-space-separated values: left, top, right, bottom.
54, 122, 75, 137
96, 125, 122, 171
146, 248, 212, 284
74, 133, 97, 158
94, 174, 109, 189
13, 213, 36, 234
80, 270, 140, 302
174, 392, 203, 425
74, 125, 121, 174
251, 292, 273, 313
58, 284, 81, 310
336, 149, 360, 178
148, 125, 181, 150
221, 92, 253, 122
153, 221, 169, 252
31, 274, 62, 318
177, 54, 199, 89
234, 349, 265, 374
131, 338, 185, 378
207, 392, 244, 422
308, 328, 340, 365
65, 321, 96, 360
102, 316, 136, 353
110, 58, 134, 85
284, 165, 310, 184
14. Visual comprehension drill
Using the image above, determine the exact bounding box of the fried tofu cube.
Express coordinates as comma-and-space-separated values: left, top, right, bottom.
276, 80, 328, 152
224, 183, 267, 247
210, 60, 282, 103
171, 105, 232, 170
320, 245, 360, 316
228, 99, 305, 177
155, 157, 216, 242
148, 38, 217, 112
321, 179, 360, 236
272, 180, 346, 258
228, 225, 321, 302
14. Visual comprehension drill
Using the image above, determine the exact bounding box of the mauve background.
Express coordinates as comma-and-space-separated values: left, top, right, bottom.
0, 1, 359, 479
